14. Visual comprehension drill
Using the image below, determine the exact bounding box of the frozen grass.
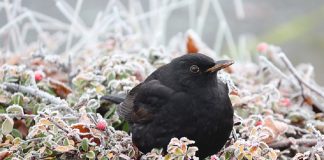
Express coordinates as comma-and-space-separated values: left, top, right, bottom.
0, 0, 248, 59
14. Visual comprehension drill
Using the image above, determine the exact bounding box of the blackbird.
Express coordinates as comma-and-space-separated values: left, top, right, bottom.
101, 53, 234, 158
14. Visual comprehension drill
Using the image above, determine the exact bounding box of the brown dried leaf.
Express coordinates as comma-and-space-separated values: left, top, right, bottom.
186, 35, 199, 54
185, 30, 215, 57
71, 123, 101, 145
0, 150, 12, 159
71, 124, 91, 134
48, 78, 72, 98
249, 146, 258, 154
304, 95, 314, 106
14, 119, 28, 138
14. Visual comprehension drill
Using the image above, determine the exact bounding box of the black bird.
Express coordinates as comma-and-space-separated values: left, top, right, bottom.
101, 53, 234, 158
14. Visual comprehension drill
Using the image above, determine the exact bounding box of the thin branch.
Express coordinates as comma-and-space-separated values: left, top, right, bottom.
278, 52, 324, 112
278, 52, 324, 98
0, 113, 79, 121
40, 113, 82, 141
2, 82, 63, 104
259, 56, 289, 80
1, 82, 77, 115
268, 138, 317, 149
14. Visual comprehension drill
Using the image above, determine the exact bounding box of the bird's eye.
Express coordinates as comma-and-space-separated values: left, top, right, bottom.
190, 65, 200, 73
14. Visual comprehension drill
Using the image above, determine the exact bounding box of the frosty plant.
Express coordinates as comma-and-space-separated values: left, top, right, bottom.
0, 0, 324, 159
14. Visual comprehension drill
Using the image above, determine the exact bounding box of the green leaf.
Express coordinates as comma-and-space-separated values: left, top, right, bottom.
11, 129, 22, 138
225, 151, 233, 160
63, 138, 69, 146
5, 134, 14, 141
6, 104, 24, 115
122, 121, 129, 132
244, 153, 253, 160
12, 137, 22, 145
11, 93, 24, 106
0, 106, 5, 113
86, 151, 96, 159
5, 76, 19, 83
81, 138, 89, 151
164, 154, 171, 160
1, 116, 14, 135
103, 105, 116, 119
174, 148, 183, 155
45, 148, 53, 155
100, 157, 109, 160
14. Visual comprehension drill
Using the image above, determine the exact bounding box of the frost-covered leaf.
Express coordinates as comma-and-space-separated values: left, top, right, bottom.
81, 138, 89, 151
1, 116, 14, 135
48, 79, 72, 98
6, 104, 24, 115
63, 138, 69, 146
11, 129, 22, 138
87, 99, 100, 110
86, 151, 96, 159
268, 150, 278, 160
11, 93, 24, 106
54, 145, 75, 152
38, 118, 52, 126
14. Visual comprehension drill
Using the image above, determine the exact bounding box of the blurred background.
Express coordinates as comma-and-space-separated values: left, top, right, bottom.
0, 0, 323, 84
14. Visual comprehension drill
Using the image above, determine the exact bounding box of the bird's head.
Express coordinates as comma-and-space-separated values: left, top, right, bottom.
168, 53, 234, 90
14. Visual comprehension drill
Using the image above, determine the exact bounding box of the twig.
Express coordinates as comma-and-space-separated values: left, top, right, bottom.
2, 82, 63, 104
40, 113, 82, 141
0, 113, 79, 121
278, 52, 324, 112
1, 82, 77, 115
297, 79, 307, 107
259, 56, 289, 80
268, 138, 317, 149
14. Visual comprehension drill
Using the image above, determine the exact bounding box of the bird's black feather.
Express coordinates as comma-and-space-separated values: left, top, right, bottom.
103, 53, 234, 158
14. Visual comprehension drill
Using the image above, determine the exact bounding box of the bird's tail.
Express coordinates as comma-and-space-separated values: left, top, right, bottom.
100, 95, 125, 104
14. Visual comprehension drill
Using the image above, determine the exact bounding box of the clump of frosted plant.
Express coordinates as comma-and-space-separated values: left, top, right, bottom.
143, 137, 198, 160
72, 53, 155, 96
218, 70, 238, 93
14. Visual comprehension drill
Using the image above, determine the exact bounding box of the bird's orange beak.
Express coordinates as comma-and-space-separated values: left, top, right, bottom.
205, 60, 234, 73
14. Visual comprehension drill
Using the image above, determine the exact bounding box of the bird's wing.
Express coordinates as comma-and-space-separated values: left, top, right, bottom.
117, 84, 141, 122
118, 79, 174, 123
